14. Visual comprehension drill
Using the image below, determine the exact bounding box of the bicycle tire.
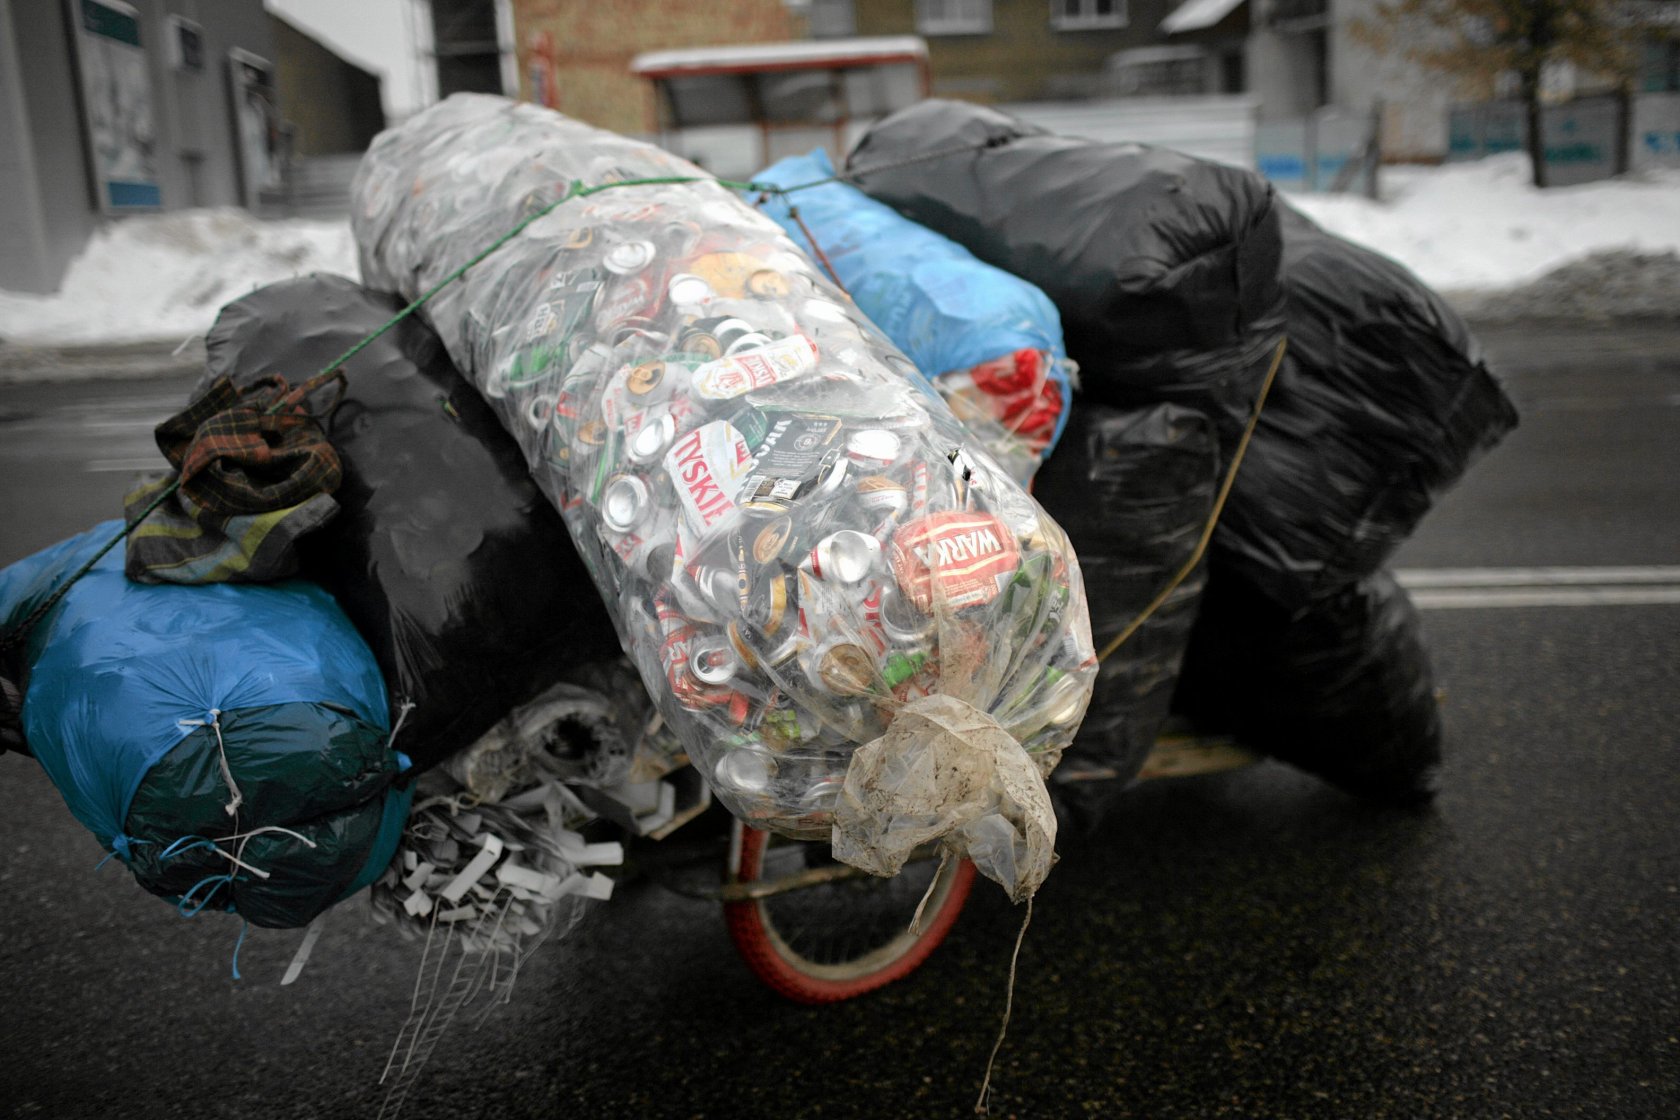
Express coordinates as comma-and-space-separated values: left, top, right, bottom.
723, 822, 976, 1004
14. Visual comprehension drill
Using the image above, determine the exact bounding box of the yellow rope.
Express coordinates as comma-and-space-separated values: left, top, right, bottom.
1096, 337, 1289, 664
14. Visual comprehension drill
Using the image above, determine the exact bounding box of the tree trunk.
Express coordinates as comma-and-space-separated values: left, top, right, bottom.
1522, 70, 1548, 189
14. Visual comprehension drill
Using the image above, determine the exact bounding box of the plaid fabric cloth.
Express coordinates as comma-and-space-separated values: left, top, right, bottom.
124, 371, 345, 584
155, 373, 344, 515
123, 479, 339, 584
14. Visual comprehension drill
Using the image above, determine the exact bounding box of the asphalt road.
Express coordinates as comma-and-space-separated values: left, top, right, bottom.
1, 323, 1677, 1119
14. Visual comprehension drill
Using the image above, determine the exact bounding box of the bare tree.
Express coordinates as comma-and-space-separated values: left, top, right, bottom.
1354, 0, 1645, 187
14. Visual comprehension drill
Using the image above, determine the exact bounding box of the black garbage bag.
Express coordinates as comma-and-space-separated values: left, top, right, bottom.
849, 101, 1517, 614
203, 274, 622, 772
1032, 402, 1220, 807
1170, 569, 1442, 805
1209, 203, 1520, 608
846, 98, 1287, 452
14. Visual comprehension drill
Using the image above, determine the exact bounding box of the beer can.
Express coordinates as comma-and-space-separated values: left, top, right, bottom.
626, 410, 677, 465
626, 357, 673, 399
690, 335, 820, 401
745, 268, 790, 299
724, 331, 774, 356
708, 318, 757, 352
797, 775, 845, 817
804, 530, 881, 585
715, 738, 776, 795
857, 473, 908, 514
735, 511, 807, 572
1040, 667, 1089, 727
600, 474, 651, 533
845, 428, 902, 471
524, 393, 557, 431
749, 412, 843, 479
804, 639, 877, 697
668, 273, 715, 308
604, 240, 656, 276
743, 568, 797, 633
878, 584, 938, 645
687, 636, 739, 686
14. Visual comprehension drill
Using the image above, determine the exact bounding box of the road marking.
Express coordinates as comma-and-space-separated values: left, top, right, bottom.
1396, 566, 1680, 609
1528, 394, 1680, 412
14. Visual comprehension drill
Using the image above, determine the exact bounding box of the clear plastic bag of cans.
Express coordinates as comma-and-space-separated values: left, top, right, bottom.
352, 95, 1096, 895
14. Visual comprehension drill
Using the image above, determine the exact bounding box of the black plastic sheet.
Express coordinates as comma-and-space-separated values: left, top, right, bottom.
1171, 569, 1442, 805
204, 274, 621, 772
1033, 402, 1219, 804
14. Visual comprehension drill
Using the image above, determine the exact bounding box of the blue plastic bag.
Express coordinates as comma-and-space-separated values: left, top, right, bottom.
751, 148, 1073, 478
1, 522, 411, 928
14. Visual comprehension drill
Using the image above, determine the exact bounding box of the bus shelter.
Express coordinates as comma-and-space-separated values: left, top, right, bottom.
630, 37, 930, 179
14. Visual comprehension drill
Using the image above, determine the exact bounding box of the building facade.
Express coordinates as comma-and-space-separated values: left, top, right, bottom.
509, 0, 804, 136
2, 0, 277, 293
850, 0, 1179, 101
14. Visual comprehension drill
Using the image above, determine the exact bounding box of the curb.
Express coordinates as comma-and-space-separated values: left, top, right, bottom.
0, 338, 206, 384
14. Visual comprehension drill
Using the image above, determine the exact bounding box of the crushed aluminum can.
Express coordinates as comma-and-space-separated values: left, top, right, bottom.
707, 318, 757, 352
687, 636, 739, 686
714, 738, 776, 795
749, 412, 844, 480
724, 331, 774, 356
524, 392, 557, 431
1040, 667, 1088, 727
690, 335, 819, 401
736, 448, 848, 512
600, 474, 651, 533
889, 510, 1021, 614
625, 409, 677, 465
745, 268, 790, 299
607, 529, 674, 583
667, 273, 715, 308
877, 584, 938, 645
665, 418, 755, 537
845, 428, 902, 471
604, 239, 657, 275
855, 474, 909, 516
594, 270, 665, 333
804, 639, 877, 696
805, 530, 881, 585
797, 774, 845, 816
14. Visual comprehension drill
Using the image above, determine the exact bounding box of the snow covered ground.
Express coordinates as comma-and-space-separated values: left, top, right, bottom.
1, 153, 1676, 349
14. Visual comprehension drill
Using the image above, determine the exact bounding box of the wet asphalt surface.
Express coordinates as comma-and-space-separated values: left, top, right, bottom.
1, 322, 1677, 1119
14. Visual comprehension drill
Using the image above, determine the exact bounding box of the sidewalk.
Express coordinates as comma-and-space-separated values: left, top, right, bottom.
0, 337, 206, 384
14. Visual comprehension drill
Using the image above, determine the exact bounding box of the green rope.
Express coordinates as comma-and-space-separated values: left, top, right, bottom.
1, 139, 991, 654
0, 476, 180, 654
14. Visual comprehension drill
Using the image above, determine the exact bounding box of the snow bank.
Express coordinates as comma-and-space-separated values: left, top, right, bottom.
1288, 154, 1680, 294
0, 209, 355, 346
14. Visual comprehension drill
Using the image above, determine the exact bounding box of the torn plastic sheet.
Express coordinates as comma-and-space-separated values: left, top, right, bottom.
832, 694, 1059, 902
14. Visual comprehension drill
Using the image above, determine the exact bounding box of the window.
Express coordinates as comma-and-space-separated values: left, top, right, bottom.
1051, 0, 1127, 30
917, 0, 993, 35
807, 0, 857, 38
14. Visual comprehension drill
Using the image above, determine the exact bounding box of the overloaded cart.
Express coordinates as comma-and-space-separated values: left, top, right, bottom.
0, 94, 1516, 1019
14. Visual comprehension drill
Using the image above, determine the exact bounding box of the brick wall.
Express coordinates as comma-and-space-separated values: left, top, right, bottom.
854, 0, 1172, 102
511, 0, 804, 135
